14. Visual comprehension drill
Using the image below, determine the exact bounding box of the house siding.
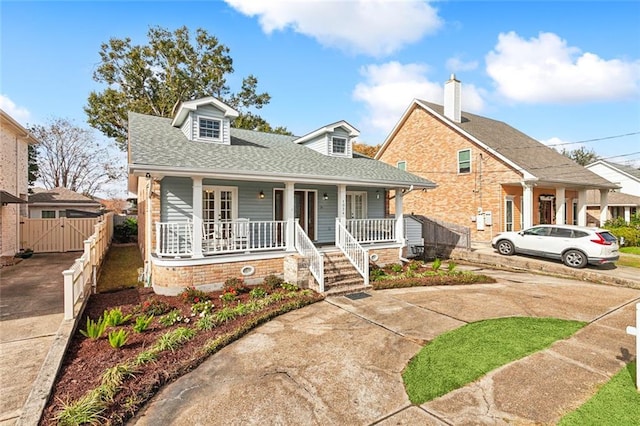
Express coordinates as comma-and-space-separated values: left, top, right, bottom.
587, 163, 640, 196
379, 105, 524, 242
301, 134, 328, 155
161, 177, 193, 222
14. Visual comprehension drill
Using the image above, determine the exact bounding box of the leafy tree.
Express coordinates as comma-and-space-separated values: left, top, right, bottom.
353, 142, 381, 158
27, 144, 39, 189
28, 118, 125, 196
86, 26, 290, 150
560, 146, 599, 166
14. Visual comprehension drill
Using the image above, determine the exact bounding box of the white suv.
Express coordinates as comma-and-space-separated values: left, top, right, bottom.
491, 225, 619, 268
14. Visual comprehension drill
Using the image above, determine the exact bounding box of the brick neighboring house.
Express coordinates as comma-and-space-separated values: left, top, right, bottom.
376, 75, 618, 242
0, 110, 38, 258
585, 160, 640, 224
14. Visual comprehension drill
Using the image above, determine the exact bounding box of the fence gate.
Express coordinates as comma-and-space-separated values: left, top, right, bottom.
20, 217, 100, 252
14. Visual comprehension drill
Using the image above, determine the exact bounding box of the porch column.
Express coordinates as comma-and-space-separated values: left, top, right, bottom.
285, 182, 295, 251
625, 207, 631, 224
599, 189, 609, 226
577, 189, 587, 226
521, 183, 533, 229
192, 177, 203, 258
395, 188, 405, 244
337, 184, 347, 225
555, 187, 566, 225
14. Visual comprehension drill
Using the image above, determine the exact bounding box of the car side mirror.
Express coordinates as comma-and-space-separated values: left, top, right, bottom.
518, 231, 525, 236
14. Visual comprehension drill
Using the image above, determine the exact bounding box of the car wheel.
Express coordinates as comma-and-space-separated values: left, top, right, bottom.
497, 240, 515, 256
562, 249, 588, 268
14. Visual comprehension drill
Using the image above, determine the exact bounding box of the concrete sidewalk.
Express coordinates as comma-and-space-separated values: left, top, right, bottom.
131, 272, 639, 425
0, 252, 78, 425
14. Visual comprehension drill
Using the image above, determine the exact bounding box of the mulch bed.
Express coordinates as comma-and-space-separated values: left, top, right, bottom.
40, 287, 322, 425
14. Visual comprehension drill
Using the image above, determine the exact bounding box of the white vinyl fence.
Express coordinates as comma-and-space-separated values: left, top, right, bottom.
62, 213, 113, 320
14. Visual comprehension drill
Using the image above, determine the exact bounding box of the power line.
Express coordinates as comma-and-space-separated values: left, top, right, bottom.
546, 131, 640, 147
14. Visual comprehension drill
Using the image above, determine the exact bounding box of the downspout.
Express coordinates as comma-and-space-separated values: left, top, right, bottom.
144, 176, 152, 286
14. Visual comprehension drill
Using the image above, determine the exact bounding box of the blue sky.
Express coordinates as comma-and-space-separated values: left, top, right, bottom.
2, 1, 639, 196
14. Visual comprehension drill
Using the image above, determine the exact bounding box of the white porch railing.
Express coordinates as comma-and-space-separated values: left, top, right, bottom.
202, 220, 286, 254
156, 222, 193, 257
336, 219, 369, 287
294, 221, 324, 292
63, 213, 114, 320
156, 220, 287, 257
346, 218, 396, 243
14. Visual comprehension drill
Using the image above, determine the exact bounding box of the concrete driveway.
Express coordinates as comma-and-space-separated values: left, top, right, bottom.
0, 252, 79, 425
131, 268, 639, 425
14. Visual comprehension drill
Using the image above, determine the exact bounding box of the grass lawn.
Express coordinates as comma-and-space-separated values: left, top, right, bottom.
559, 361, 639, 425
96, 244, 144, 292
402, 317, 585, 404
620, 247, 640, 255
617, 253, 640, 269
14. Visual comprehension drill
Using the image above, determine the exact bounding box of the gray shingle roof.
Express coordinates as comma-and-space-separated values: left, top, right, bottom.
128, 112, 436, 188
29, 187, 102, 204
418, 101, 616, 188
597, 160, 640, 181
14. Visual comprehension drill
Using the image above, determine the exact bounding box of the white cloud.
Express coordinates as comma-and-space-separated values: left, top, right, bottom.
0, 95, 31, 125
486, 31, 640, 103
446, 56, 478, 72
225, 0, 443, 57
353, 62, 485, 137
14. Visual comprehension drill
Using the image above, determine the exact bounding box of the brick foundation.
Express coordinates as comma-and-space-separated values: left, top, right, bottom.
151, 256, 285, 295
368, 247, 401, 267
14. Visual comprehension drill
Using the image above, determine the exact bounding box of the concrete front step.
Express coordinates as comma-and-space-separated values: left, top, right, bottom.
324, 283, 371, 296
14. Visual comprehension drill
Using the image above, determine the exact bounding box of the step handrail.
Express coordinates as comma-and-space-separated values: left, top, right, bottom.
294, 221, 324, 292
335, 219, 369, 287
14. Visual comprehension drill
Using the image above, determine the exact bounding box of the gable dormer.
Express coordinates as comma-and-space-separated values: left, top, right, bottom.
294, 121, 359, 158
171, 97, 239, 145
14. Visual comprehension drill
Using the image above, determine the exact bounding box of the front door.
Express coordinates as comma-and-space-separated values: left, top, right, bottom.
346, 191, 367, 219
203, 186, 237, 237
274, 189, 316, 240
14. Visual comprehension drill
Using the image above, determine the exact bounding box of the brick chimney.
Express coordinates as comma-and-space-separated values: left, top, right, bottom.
444, 74, 461, 123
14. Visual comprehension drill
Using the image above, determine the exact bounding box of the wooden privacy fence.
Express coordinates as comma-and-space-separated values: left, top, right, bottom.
409, 215, 471, 258
20, 217, 101, 252
62, 213, 113, 320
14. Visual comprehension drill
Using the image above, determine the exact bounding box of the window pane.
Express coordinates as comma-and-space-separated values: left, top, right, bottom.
397, 161, 406, 171
458, 150, 470, 161
332, 137, 346, 154
199, 118, 221, 139
458, 150, 471, 173
42, 210, 56, 218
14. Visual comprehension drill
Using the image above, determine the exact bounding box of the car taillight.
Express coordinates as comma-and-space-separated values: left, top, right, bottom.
590, 234, 612, 245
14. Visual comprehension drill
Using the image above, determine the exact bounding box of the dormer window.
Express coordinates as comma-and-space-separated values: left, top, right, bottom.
199, 117, 221, 140
331, 137, 347, 155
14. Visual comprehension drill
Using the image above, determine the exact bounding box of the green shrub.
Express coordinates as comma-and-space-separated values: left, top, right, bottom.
107, 329, 129, 349
113, 217, 137, 243
223, 277, 248, 294
605, 226, 640, 247
219, 291, 237, 305
191, 300, 214, 317
214, 307, 237, 323
195, 314, 217, 331
390, 263, 404, 273
80, 316, 108, 340
104, 308, 132, 327
280, 282, 298, 291
408, 260, 421, 271
132, 315, 154, 333
262, 274, 285, 291
249, 287, 268, 299
370, 267, 386, 281
179, 286, 210, 304
431, 258, 442, 272
447, 261, 457, 272
137, 298, 172, 316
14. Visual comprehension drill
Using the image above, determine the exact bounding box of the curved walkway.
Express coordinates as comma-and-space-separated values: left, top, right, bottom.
131, 268, 639, 425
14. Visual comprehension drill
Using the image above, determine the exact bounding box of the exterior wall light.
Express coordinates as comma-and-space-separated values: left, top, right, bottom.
259, 190, 265, 199
323, 193, 329, 200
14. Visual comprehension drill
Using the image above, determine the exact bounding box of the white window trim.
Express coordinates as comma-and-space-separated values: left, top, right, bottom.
457, 149, 471, 174
505, 195, 514, 232
202, 185, 238, 221
197, 116, 222, 142
346, 191, 368, 219
329, 136, 349, 157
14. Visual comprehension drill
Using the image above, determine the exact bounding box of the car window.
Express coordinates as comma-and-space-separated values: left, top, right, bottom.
524, 227, 550, 236
550, 227, 572, 238
598, 232, 618, 243
572, 230, 588, 238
